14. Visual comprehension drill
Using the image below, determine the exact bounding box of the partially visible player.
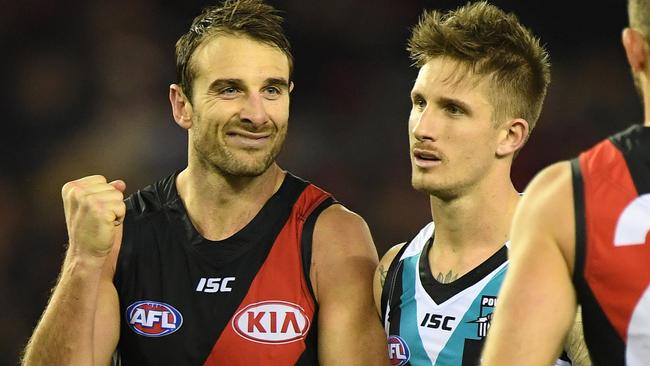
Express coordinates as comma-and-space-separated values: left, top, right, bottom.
21, 1, 389, 365
482, 0, 650, 364
372, 2, 568, 365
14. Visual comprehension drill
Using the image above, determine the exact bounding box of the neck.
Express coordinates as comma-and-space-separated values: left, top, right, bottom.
428, 172, 520, 252
425, 169, 519, 281
176, 163, 285, 240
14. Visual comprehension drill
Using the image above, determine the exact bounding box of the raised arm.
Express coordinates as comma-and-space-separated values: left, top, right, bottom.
311, 204, 389, 366
22, 176, 125, 366
482, 162, 578, 365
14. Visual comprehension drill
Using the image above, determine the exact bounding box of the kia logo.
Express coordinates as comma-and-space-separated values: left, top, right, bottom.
232, 301, 311, 344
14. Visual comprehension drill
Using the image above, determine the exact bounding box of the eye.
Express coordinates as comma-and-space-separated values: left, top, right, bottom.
444, 103, 464, 116
219, 86, 240, 97
262, 86, 282, 99
412, 96, 426, 111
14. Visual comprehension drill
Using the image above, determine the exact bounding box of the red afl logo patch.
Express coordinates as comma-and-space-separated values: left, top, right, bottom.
232, 300, 311, 344
126, 300, 183, 337
388, 335, 410, 366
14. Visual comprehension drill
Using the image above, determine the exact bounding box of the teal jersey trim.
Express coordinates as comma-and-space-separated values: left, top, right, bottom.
400, 254, 434, 366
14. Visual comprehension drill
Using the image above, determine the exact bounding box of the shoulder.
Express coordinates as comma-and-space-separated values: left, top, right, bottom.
513, 161, 575, 266
379, 242, 407, 270
124, 173, 178, 219
310, 204, 379, 301
311, 204, 376, 256
519, 161, 573, 217
525, 160, 572, 195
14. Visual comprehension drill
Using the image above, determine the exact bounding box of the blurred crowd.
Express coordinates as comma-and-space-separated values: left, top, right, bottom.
0, 0, 639, 364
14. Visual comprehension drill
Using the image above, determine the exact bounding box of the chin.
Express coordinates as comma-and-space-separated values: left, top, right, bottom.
222, 159, 273, 177
411, 176, 457, 199
411, 176, 434, 193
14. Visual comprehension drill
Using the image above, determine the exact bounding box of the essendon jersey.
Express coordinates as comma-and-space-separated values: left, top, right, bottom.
572, 124, 650, 365
113, 172, 335, 365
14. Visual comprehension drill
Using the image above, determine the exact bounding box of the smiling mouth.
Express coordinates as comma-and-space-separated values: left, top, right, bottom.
226, 131, 272, 139
224, 131, 274, 150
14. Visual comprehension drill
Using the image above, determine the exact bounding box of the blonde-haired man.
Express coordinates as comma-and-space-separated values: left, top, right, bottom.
373, 2, 560, 365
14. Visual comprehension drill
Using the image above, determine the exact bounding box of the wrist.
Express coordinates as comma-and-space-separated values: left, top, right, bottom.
64, 246, 109, 271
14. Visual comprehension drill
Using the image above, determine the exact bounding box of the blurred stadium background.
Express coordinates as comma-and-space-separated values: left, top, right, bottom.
0, 0, 637, 364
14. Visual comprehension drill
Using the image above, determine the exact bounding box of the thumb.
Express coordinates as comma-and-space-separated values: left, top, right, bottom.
109, 179, 127, 193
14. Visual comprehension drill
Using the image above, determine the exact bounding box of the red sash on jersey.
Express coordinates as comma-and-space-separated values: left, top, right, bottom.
202, 185, 330, 365
580, 139, 650, 341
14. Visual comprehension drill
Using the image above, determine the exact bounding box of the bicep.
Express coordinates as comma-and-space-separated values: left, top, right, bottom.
373, 243, 406, 316
312, 205, 388, 365
483, 162, 578, 365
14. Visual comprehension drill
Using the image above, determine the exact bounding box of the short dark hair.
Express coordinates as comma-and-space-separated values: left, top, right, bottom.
175, 0, 293, 101
408, 1, 551, 134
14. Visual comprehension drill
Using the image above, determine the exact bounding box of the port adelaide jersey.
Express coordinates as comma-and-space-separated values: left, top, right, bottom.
381, 223, 509, 366
113, 172, 335, 365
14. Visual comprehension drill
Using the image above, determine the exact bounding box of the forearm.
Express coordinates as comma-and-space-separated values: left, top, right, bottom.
22, 254, 105, 366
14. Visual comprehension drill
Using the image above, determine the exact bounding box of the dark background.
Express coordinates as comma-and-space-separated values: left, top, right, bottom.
0, 1, 639, 364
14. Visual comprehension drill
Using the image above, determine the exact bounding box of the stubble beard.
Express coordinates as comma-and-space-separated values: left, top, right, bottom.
193, 124, 287, 178
411, 168, 463, 202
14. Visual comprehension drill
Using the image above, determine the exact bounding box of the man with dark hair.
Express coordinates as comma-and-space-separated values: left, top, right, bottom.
372, 2, 562, 365
482, 1, 650, 364
22, 1, 388, 365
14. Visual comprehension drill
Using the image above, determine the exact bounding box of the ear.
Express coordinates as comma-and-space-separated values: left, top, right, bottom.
622, 27, 648, 73
496, 118, 529, 158
289, 81, 295, 93
169, 84, 193, 130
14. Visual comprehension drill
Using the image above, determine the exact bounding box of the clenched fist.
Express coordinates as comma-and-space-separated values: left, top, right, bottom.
61, 175, 127, 262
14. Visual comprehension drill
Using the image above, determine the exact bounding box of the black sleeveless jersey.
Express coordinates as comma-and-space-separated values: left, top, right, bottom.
113, 172, 335, 365
571, 125, 650, 365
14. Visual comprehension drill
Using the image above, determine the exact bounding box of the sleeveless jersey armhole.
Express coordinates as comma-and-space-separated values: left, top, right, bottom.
300, 196, 336, 304
571, 158, 586, 291
380, 243, 409, 324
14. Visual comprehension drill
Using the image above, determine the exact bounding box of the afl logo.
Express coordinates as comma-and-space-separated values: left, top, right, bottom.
388, 335, 410, 366
232, 300, 311, 344
126, 300, 183, 337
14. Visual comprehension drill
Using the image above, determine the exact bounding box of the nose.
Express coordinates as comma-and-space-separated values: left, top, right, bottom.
411, 107, 437, 142
240, 93, 269, 126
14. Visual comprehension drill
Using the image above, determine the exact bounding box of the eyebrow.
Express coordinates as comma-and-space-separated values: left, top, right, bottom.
410, 90, 424, 101
437, 96, 473, 115
265, 77, 290, 89
208, 78, 244, 92
208, 77, 290, 92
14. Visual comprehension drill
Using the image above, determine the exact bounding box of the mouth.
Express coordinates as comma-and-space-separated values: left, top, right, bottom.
412, 147, 442, 167
226, 130, 272, 148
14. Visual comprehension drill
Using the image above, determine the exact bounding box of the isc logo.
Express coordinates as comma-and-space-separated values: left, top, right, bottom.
232, 301, 311, 344
126, 300, 183, 337
388, 335, 410, 366
196, 277, 235, 293
420, 313, 456, 331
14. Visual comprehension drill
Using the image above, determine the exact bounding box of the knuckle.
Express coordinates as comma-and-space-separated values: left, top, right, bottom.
64, 184, 81, 201
91, 174, 107, 183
